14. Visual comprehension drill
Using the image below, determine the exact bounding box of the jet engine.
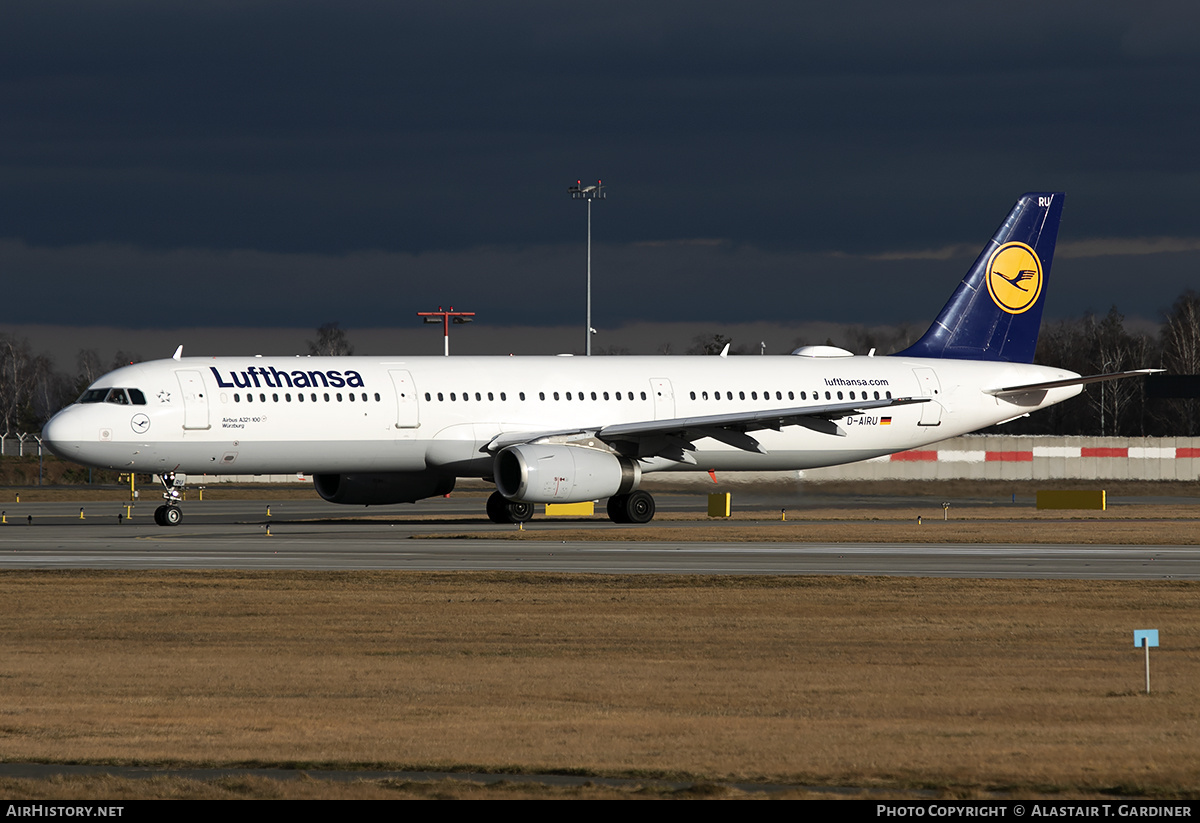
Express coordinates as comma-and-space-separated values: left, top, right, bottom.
313, 471, 455, 505
494, 444, 640, 503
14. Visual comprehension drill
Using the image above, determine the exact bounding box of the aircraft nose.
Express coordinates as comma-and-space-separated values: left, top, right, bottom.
41, 409, 84, 459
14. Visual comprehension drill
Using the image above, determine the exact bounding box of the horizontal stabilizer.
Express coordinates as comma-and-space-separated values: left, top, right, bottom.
986, 369, 1163, 398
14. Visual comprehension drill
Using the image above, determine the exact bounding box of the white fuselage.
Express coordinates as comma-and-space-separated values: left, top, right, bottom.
42, 353, 1081, 479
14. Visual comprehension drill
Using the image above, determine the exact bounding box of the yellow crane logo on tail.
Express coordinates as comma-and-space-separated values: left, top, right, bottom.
985, 241, 1043, 314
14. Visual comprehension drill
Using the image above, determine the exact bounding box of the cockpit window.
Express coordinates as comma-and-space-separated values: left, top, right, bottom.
78, 389, 108, 404
76, 387, 147, 406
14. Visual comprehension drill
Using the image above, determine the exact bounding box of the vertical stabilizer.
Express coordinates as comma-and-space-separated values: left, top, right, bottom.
896, 192, 1064, 363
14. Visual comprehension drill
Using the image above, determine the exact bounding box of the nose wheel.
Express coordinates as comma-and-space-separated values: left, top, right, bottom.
154, 505, 183, 526
154, 472, 187, 527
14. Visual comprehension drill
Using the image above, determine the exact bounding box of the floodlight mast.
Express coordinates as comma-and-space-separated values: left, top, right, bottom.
417, 306, 474, 356
568, 180, 605, 355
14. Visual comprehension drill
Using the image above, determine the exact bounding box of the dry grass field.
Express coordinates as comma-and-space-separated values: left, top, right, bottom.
1, 570, 1198, 799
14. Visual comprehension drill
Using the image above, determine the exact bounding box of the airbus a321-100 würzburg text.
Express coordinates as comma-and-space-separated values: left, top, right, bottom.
43, 193, 1153, 526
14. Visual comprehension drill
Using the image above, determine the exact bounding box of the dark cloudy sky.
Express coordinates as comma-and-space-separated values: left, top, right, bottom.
3, 1, 1199, 351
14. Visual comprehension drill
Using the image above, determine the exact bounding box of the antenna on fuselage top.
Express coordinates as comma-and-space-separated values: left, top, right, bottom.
172, 345, 183, 361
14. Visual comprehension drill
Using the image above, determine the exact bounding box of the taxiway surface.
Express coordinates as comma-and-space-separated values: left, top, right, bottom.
0, 496, 1194, 578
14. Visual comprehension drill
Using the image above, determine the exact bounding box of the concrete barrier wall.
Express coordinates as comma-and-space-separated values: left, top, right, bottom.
797, 436, 1200, 482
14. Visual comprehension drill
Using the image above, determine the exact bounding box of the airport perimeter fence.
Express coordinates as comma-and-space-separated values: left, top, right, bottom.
0, 433, 42, 458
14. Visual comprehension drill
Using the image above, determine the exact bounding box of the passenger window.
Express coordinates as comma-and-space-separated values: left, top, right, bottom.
324, 393, 330, 402
234, 393, 241, 402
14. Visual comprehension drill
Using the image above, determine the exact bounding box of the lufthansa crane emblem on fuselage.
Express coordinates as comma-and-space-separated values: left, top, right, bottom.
985, 241, 1043, 314
131, 414, 151, 434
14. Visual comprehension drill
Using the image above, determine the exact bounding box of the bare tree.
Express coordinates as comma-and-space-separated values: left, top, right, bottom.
77, 349, 103, 388
1160, 290, 1200, 435
0, 334, 36, 434
1085, 307, 1153, 436
307, 322, 354, 356
687, 333, 733, 355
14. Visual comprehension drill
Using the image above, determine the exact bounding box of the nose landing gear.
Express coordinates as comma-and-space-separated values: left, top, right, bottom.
154, 472, 186, 526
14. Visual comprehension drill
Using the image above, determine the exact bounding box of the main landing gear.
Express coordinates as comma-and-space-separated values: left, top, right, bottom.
153, 472, 186, 527
486, 491, 534, 524
606, 490, 656, 524
486, 489, 657, 524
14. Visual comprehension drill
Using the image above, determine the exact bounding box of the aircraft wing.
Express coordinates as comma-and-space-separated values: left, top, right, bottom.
485, 396, 929, 458
985, 369, 1163, 398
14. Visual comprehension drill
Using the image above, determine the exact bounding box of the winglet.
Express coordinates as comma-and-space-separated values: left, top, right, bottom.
172, 345, 183, 361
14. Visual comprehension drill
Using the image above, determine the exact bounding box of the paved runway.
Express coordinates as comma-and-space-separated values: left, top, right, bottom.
0, 496, 1195, 578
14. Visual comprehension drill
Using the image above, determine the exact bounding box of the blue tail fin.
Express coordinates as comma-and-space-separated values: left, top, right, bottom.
896, 192, 1064, 363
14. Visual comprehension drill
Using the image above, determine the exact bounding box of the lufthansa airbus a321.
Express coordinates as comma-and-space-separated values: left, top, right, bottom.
42, 193, 1153, 526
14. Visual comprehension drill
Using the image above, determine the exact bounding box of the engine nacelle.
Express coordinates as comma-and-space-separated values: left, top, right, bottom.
494, 444, 640, 503
313, 471, 455, 505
